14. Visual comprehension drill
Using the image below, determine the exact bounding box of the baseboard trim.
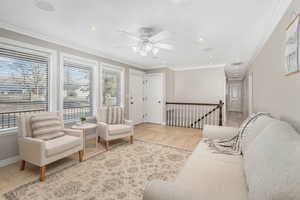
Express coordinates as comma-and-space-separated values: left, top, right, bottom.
0, 155, 20, 168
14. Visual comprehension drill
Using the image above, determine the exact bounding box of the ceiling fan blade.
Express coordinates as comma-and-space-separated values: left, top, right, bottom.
149, 31, 171, 42
113, 44, 137, 48
154, 43, 174, 50
117, 30, 141, 41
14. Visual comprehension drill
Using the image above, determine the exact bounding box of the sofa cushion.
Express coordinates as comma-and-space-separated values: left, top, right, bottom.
176, 142, 248, 200
241, 115, 276, 154
108, 124, 132, 136
244, 121, 300, 200
45, 135, 81, 157
31, 115, 64, 140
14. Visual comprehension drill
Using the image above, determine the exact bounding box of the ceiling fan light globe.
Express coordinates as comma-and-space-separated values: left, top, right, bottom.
132, 46, 138, 52
152, 48, 159, 55
140, 50, 147, 56
145, 43, 153, 52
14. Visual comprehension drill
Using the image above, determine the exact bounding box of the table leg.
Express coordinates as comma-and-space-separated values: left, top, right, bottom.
95, 135, 98, 149
95, 127, 98, 149
83, 129, 86, 160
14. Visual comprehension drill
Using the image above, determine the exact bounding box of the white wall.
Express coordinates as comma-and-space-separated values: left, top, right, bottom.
248, 0, 300, 131
173, 67, 226, 104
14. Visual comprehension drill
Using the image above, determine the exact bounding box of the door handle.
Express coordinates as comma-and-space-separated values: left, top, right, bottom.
158, 101, 161, 104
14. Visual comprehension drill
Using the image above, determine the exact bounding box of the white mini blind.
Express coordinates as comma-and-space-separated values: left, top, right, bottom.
63, 61, 92, 120
0, 47, 49, 129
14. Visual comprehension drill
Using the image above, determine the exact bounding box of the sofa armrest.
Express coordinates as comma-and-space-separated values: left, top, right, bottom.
143, 180, 198, 200
124, 119, 134, 126
203, 125, 238, 140
18, 137, 45, 166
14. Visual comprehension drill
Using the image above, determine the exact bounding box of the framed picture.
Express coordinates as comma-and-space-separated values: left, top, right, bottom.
285, 14, 300, 75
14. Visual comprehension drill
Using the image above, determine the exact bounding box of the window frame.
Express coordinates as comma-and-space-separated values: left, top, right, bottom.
0, 37, 57, 134
100, 63, 125, 108
59, 53, 99, 122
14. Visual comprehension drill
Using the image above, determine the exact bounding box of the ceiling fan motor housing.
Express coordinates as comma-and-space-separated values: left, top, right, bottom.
139, 27, 155, 39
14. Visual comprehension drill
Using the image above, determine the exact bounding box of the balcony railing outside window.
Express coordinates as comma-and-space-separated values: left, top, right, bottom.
0, 103, 92, 129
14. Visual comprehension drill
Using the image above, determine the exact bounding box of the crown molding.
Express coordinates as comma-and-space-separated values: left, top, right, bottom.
247, 0, 293, 67
0, 21, 146, 69
170, 64, 226, 71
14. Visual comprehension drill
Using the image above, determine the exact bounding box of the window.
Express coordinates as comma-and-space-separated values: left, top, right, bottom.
102, 66, 123, 106
63, 61, 93, 121
0, 47, 49, 129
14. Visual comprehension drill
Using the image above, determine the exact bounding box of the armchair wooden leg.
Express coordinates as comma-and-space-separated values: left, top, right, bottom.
20, 160, 26, 171
105, 140, 109, 151
130, 136, 133, 144
79, 151, 84, 162
39, 166, 46, 182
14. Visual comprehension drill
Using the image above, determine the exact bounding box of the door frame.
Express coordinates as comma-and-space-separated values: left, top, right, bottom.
228, 81, 243, 112
248, 72, 253, 115
129, 69, 145, 125
144, 72, 166, 125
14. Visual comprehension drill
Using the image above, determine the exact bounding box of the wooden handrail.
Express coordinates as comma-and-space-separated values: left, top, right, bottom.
191, 102, 222, 127
166, 100, 224, 128
166, 102, 221, 106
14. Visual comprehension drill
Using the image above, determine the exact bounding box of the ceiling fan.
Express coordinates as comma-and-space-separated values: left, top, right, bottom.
117, 27, 174, 57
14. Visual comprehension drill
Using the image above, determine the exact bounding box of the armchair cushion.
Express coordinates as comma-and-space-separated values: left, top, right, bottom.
31, 115, 64, 141
45, 135, 81, 157
108, 124, 133, 136
107, 106, 125, 124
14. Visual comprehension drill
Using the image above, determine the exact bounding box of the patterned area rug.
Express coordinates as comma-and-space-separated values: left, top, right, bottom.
4, 140, 191, 200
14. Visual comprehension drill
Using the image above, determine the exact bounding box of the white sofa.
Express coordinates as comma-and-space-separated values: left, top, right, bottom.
143, 115, 300, 200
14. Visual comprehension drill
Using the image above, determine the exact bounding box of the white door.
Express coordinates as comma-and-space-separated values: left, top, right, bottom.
129, 69, 144, 125
144, 74, 163, 124
229, 82, 242, 112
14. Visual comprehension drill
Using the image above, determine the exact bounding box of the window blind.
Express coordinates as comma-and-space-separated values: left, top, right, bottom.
102, 67, 122, 106
0, 47, 49, 129
63, 61, 92, 120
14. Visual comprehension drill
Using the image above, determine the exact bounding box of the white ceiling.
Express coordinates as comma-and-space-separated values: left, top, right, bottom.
0, 0, 283, 76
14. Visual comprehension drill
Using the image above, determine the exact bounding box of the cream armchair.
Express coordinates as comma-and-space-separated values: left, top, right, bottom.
96, 107, 134, 150
17, 112, 84, 181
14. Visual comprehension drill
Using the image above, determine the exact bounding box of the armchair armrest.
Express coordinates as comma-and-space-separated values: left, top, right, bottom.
124, 119, 134, 126
63, 128, 83, 137
143, 180, 198, 200
18, 137, 45, 166
203, 125, 238, 140
97, 121, 108, 127
97, 121, 109, 139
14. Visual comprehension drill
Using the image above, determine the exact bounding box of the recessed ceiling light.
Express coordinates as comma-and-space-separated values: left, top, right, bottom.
90, 25, 96, 31
35, 0, 55, 12
198, 37, 204, 42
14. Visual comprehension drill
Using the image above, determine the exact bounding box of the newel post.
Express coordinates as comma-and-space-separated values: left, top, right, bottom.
219, 100, 223, 126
